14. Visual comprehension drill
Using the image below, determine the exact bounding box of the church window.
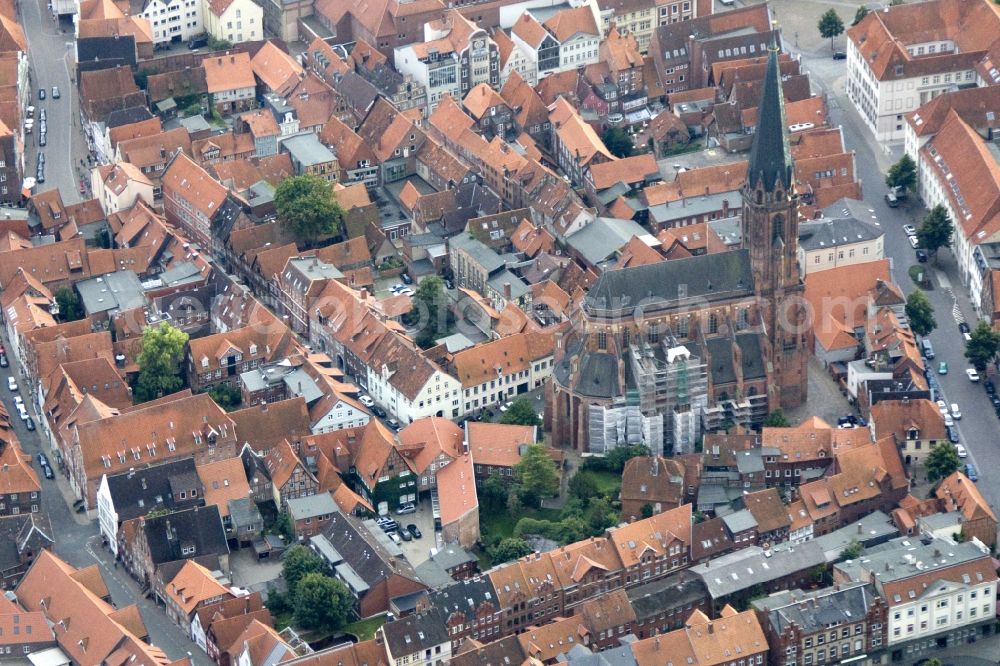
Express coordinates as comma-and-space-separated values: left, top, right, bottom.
647, 323, 659, 343
622, 329, 630, 347
708, 314, 718, 334
676, 317, 688, 338
772, 214, 784, 243
737, 308, 749, 330
597, 331, 607, 350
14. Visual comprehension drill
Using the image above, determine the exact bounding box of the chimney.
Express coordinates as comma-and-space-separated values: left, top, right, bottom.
504, 282, 512, 300
360, 288, 368, 301
857, 522, 863, 534
260, 401, 268, 413
722, 199, 730, 217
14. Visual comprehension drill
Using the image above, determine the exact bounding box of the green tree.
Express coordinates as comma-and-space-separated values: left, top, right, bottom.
602, 126, 634, 158
480, 475, 508, 512
134, 322, 189, 403
818, 9, 845, 51
489, 537, 533, 564
506, 485, 524, 515
293, 572, 353, 631
411, 276, 450, 348
905, 290, 936, 336
96, 227, 113, 249
885, 154, 917, 194
605, 444, 650, 473
274, 511, 295, 541
54, 286, 84, 322
568, 472, 600, 500
281, 546, 325, 602
839, 540, 864, 561
208, 383, 242, 411
640, 503, 655, 519
916, 204, 953, 261
926, 442, 961, 482
763, 410, 790, 427
965, 320, 1000, 371
514, 444, 560, 505
852, 5, 869, 25
499, 396, 542, 427
274, 174, 344, 245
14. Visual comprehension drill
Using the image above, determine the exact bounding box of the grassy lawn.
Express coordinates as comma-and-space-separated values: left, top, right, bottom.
342, 615, 387, 641
273, 611, 293, 631
588, 471, 623, 496
482, 506, 563, 541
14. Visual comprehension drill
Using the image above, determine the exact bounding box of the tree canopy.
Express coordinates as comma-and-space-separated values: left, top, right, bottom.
208, 383, 242, 411
916, 205, 953, 259
763, 410, 790, 427
965, 320, 1000, 371
905, 290, 936, 337
54, 286, 84, 322
293, 572, 353, 631
281, 545, 326, 601
411, 276, 450, 348
602, 127, 634, 158
926, 442, 961, 482
274, 174, 344, 245
514, 444, 560, 505
818, 9, 845, 49
499, 396, 542, 427
852, 5, 869, 25
489, 537, 533, 564
135, 322, 189, 403
885, 154, 917, 194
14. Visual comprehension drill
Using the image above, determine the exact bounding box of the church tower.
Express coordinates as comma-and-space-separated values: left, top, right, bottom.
741, 31, 808, 409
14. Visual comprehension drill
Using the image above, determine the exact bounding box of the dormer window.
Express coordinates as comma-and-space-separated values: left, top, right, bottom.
249, 343, 257, 355
907, 428, 919, 440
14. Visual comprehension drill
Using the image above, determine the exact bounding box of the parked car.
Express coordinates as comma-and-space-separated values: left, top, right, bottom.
991, 394, 1000, 409
399, 528, 412, 541
187, 36, 208, 49
386, 418, 400, 431
51, 86, 60, 99
832, 51, 847, 60
955, 443, 968, 458
37, 453, 49, 468
936, 399, 948, 415
400, 272, 412, 284
358, 395, 375, 407
938, 361, 948, 375
38, 132, 46, 146
371, 405, 386, 418
40, 461, 52, 477
943, 413, 954, 427
959, 321, 971, 334
986, 380, 996, 395
443, 278, 454, 290
0, 353, 7, 368
25, 416, 35, 432
908, 235, 920, 249
903, 224, 917, 236
406, 524, 421, 539
965, 463, 978, 482
37, 88, 44, 100
39, 109, 46, 122
398, 288, 414, 297
966, 368, 980, 382
390, 283, 404, 293
379, 519, 399, 532
915, 249, 928, 263
396, 502, 416, 515
388, 532, 402, 545
7, 376, 17, 392
950, 403, 961, 419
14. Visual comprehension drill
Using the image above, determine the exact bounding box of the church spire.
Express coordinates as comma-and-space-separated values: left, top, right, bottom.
746, 29, 793, 192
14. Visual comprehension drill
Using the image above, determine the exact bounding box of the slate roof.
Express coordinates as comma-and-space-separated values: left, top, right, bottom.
745, 37, 793, 192
753, 582, 879, 634
691, 541, 826, 599
104, 458, 199, 523
798, 217, 882, 251
317, 512, 420, 589
427, 576, 498, 622
286, 492, 338, 521
626, 570, 707, 622
0, 513, 53, 573
380, 607, 449, 656
584, 249, 753, 314
141, 504, 229, 567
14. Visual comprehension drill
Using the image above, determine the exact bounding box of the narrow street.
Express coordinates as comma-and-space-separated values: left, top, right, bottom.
784, 13, 1000, 512
18, 0, 90, 203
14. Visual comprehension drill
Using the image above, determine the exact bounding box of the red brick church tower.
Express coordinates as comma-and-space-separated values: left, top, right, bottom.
741, 33, 809, 409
